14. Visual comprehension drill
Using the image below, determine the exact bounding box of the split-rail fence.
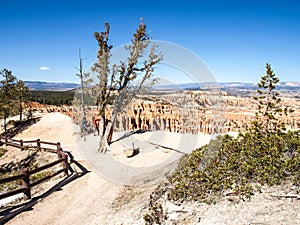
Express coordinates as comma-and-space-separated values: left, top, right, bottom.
0, 137, 69, 200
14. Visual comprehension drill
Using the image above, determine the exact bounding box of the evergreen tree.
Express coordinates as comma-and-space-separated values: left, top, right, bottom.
14, 80, 30, 121
0, 69, 17, 131
252, 63, 293, 133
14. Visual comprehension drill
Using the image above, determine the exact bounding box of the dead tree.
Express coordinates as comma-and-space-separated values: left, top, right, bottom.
91, 20, 162, 153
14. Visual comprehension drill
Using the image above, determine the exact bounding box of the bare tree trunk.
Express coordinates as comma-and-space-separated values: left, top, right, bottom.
78, 49, 86, 120
99, 125, 111, 153
107, 123, 114, 143
98, 116, 105, 140
4, 110, 7, 132
97, 115, 105, 151
19, 95, 23, 122
99, 112, 117, 153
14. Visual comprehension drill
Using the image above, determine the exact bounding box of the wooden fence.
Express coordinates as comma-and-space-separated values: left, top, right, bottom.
0, 137, 69, 200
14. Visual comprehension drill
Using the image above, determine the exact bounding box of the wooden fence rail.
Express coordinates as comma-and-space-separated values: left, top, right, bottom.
0, 137, 69, 201
0, 137, 63, 154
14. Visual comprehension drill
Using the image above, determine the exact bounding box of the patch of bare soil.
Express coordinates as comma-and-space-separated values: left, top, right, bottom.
155, 183, 300, 225
109, 185, 157, 224
0, 147, 35, 170
0, 146, 57, 170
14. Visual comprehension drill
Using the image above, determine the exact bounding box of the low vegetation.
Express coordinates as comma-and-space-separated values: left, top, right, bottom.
144, 64, 300, 224
168, 131, 300, 203
0, 148, 7, 158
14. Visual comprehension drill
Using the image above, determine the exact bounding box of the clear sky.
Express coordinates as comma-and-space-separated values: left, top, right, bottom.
0, 0, 299, 84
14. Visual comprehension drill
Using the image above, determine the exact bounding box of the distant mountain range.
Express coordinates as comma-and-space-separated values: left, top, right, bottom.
24, 80, 300, 91
152, 81, 300, 93
25, 81, 80, 91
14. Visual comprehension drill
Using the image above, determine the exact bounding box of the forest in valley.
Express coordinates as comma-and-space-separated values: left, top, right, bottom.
28, 90, 75, 106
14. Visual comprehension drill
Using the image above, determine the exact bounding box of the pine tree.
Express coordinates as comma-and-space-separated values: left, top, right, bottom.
14, 80, 30, 121
252, 63, 293, 134
0, 69, 17, 131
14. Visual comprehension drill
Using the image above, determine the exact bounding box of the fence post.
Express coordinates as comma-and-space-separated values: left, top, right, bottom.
37, 139, 41, 151
20, 139, 23, 149
57, 142, 61, 159
62, 152, 69, 176
21, 168, 31, 200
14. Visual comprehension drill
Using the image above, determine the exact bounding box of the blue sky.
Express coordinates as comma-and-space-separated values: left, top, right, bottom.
0, 0, 299, 83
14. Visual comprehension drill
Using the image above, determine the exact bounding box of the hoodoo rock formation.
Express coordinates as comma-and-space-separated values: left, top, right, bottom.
23, 90, 300, 135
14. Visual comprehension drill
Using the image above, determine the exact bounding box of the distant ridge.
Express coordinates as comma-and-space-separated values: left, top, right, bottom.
153, 81, 300, 90
24, 80, 300, 91
25, 81, 80, 91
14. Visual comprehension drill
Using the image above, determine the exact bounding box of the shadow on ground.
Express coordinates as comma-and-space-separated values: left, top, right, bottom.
110, 130, 151, 144
0, 117, 41, 139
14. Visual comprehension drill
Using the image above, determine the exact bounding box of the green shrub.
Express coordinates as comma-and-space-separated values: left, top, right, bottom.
30, 170, 53, 183
0, 171, 22, 192
0, 148, 7, 157
167, 130, 300, 203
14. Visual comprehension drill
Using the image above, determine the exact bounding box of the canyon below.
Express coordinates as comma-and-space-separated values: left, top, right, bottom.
24, 84, 300, 136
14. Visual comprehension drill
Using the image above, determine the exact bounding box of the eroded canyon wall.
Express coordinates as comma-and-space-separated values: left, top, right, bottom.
23, 90, 300, 134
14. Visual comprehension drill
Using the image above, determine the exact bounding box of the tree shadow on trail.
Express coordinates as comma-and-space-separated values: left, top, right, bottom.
0, 154, 89, 224
0, 117, 41, 140
110, 129, 151, 144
